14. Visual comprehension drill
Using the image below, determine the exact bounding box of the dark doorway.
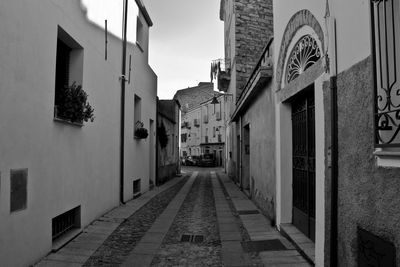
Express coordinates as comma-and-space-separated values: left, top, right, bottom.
242, 124, 250, 193
291, 87, 315, 242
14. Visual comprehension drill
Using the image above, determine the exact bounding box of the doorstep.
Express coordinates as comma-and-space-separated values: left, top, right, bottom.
280, 223, 315, 264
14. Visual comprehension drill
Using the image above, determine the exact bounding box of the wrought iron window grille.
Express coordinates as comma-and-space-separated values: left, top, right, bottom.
371, 0, 400, 147
286, 35, 321, 83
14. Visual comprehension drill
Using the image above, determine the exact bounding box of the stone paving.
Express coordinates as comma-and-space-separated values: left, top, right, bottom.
217, 171, 312, 267
151, 172, 222, 266
35, 176, 188, 267
121, 171, 198, 266
36, 167, 311, 267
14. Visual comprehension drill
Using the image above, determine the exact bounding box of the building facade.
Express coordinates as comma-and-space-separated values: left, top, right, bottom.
0, 0, 157, 266
218, 0, 274, 181
157, 100, 180, 185
220, 0, 400, 266
181, 94, 230, 167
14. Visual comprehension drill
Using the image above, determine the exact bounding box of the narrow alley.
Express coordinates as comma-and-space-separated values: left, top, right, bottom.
36, 167, 311, 267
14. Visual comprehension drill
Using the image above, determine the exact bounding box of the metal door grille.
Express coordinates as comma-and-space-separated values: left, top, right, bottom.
292, 90, 315, 241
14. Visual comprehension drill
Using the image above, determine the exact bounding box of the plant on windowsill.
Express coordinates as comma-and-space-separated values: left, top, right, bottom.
55, 82, 95, 125
134, 121, 148, 139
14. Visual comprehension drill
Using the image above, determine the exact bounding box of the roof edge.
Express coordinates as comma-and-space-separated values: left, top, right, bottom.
135, 0, 153, 27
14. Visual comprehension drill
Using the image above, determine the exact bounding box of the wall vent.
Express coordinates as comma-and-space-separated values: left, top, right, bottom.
52, 206, 81, 241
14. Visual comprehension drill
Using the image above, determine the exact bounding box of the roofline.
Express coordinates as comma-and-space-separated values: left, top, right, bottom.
135, 0, 153, 27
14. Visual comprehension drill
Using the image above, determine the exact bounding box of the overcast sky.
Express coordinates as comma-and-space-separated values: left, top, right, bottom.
82, 0, 224, 100
144, 0, 224, 99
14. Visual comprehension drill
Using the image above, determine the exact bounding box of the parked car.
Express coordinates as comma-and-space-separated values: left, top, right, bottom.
185, 156, 199, 166
199, 153, 215, 167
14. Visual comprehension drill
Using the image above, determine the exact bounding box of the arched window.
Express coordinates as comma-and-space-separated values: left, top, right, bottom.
286, 35, 321, 83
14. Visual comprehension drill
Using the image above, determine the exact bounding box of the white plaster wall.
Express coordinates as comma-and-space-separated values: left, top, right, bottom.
331, 0, 371, 73
124, 40, 157, 200
314, 76, 326, 267
272, 0, 326, 72
0, 0, 156, 265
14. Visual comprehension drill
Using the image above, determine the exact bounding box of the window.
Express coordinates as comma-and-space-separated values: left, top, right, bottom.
371, 0, 400, 147
54, 26, 84, 122
10, 169, 27, 212
134, 94, 142, 131
181, 133, 187, 143
286, 35, 321, 83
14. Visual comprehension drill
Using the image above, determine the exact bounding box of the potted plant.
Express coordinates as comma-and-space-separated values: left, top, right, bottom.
134, 121, 149, 139
55, 82, 94, 124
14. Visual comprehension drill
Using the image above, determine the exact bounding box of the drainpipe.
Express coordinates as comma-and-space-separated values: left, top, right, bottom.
155, 97, 159, 186
330, 18, 338, 267
119, 0, 128, 205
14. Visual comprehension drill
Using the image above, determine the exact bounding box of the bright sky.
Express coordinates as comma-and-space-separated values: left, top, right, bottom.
81, 0, 224, 100
144, 0, 224, 99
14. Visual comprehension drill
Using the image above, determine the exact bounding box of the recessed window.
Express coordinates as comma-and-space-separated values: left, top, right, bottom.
10, 169, 28, 213
54, 26, 87, 123
134, 94, 142, 137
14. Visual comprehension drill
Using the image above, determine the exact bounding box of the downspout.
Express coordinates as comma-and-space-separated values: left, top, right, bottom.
155, 98, 159, 186
119, 0, 128, 204
330, 18, 338, 267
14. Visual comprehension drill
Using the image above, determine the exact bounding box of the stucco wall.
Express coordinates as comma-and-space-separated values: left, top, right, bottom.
240, 84, 276, 220
335, 56, 400, 266
0, 0, 156, 265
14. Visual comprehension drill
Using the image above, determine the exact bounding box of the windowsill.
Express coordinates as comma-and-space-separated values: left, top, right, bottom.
52, 228, 82, 252
374, 150, 400, 168
136, 42, 144, 53
54, 117, 84, 127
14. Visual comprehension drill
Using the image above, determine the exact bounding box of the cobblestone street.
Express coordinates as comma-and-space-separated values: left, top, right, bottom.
37, 167, 311, 267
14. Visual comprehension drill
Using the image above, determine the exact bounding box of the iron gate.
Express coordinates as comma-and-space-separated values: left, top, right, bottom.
292, 90, 316, 242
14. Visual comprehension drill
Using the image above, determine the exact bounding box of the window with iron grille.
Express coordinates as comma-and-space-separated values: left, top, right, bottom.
52, 206, 81, 241
10, 169, 28, 213
371, 0, 400, 147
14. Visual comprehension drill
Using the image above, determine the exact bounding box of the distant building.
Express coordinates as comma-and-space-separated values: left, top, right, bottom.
157, 99, 180, 185
173, 82, 215, 113
0, 1, 157, 266
181, 94, 231, 167
218, 0, 273, 181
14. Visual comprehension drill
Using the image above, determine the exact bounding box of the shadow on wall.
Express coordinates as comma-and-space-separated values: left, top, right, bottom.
157, 164, 177, 185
